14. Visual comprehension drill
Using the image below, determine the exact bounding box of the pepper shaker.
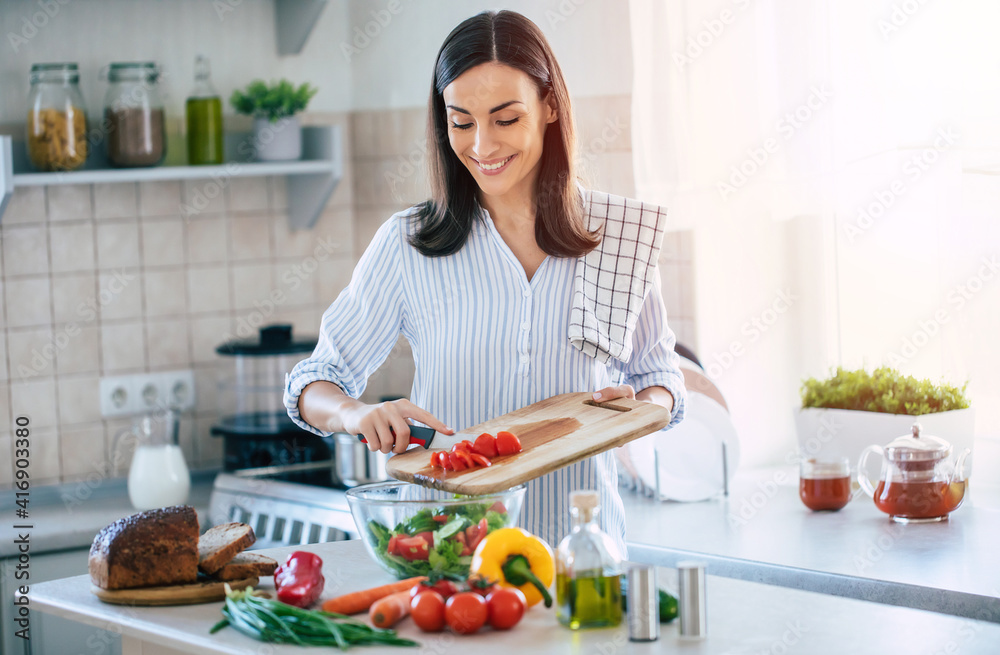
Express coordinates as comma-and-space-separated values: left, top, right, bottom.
626, 564, 659, 641
677, 560, 707, 639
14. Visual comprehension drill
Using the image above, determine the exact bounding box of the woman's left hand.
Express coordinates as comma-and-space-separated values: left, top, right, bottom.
592, 384, 636, 402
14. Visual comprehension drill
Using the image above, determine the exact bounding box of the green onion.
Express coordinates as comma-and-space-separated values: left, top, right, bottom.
211, 586, 419, 649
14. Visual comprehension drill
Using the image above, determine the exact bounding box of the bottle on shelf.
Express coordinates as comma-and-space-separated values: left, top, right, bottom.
185, 55, 223, 165
555, 489, 624, 629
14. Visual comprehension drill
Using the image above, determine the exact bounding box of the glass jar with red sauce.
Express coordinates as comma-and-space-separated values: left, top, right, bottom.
799, 457, 852, 511
857, 423, 970, 523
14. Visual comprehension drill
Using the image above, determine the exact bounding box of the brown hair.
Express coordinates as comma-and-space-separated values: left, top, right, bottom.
408, 10, 599, 258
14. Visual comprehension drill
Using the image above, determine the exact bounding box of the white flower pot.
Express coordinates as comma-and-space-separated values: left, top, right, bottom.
794, 407, 976, 474
253, 115, 302, 161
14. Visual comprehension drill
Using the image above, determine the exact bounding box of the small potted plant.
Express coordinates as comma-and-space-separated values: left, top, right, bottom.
230, 79, 317, 161
795, 367, 974, 469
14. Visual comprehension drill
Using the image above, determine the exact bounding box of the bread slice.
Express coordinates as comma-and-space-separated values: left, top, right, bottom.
212, 552, 278, 581
198, 523, 256, 575
89, 505, 199, 590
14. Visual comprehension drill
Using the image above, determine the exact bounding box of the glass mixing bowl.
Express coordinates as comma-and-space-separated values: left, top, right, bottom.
346, 481, 525, 579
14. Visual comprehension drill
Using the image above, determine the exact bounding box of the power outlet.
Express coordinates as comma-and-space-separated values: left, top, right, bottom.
99, 370, 196, 417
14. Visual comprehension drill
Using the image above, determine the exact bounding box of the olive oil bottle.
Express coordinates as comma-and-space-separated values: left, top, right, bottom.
186, 55, 223, 165
556, 490, 624, 629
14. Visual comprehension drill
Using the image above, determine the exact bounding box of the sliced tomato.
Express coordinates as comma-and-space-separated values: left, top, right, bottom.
469, 453, 492, 468
473, 433, 499, 458
496, 431, 522, 456
449, 452, 469, 471
398, 535, 430, 560
440, 452, 455, 471
466, 518, 488, 551
451, 450, 475, 470
432, 514, 449, 523
387, 534, 401, 556
488, 501, 507, 514
452, 440, 475, 453
414, 531, 435, 548
430, 452, 446, 468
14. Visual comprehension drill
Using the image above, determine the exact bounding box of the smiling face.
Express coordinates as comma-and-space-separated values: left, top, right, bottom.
442, 62, 558, 206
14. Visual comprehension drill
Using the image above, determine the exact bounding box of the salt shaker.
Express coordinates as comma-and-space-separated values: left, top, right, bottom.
626, 564, 659, 641
677, 560, 707, 639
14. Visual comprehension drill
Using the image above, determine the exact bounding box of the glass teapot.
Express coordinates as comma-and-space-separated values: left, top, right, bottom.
857, 423, 970, 523
113, 409, 190, 510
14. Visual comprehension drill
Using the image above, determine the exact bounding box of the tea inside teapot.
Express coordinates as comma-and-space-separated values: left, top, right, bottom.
857, 423, 969, 523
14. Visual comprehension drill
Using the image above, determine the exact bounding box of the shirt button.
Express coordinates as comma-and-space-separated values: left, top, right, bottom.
520, 322, 530, 331
520, 355, 529, 364
522, 288, 531, 298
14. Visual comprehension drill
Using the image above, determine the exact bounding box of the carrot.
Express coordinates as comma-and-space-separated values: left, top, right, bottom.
321, 576, 425, 615
369, 589, 412, 628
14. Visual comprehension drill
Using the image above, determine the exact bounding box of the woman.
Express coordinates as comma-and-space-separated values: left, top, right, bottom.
284, 10, 685, 555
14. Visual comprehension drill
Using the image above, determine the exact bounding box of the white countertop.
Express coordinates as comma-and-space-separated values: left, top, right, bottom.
623, 467, 1000, 621
30, 539, 1000, 655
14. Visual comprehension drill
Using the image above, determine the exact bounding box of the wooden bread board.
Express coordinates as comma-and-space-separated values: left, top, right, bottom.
386, 392, 671, 495
91, 576, 258, 606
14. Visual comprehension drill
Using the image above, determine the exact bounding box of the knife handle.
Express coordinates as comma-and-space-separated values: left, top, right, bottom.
356, 425, 436, 448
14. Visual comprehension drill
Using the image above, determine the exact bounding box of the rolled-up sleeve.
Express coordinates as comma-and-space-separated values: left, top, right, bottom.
284, 217, 407, 436
614, 269, 687, 429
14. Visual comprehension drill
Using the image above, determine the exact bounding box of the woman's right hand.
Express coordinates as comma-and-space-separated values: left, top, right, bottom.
341, 397, 454, 454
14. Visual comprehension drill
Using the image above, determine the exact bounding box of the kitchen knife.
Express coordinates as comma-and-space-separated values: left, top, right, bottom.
356, 425, 468, 450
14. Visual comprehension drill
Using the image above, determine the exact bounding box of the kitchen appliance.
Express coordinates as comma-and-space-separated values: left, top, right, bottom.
386, 392, 670, 495
857, 423, 970, 523
209, 472, 357, 549
212, 324, 335, 486
112, 409, 190, 510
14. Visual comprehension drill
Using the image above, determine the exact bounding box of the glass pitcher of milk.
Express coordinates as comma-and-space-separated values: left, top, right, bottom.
113, 410, 191, 510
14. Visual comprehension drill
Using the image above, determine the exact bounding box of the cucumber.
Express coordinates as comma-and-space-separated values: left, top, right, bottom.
619, 574, 679, 623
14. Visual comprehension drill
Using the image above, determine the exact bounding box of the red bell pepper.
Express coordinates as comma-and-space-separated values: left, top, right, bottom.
274, 551, 325, 608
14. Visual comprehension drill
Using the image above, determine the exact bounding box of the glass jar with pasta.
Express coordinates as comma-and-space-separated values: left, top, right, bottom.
26, 62, 89, 171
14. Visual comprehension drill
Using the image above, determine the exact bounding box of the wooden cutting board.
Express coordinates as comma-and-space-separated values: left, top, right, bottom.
386, 392, 671, 495
91, 576, 258, 606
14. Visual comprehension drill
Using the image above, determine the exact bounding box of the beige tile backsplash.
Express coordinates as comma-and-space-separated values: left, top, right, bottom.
1, 97, 695, 488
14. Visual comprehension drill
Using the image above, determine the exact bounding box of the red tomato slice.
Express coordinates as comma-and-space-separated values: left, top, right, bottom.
414, 531, 435, 548
451, 450, 475, 470
469, 453, 492, 468
473, 433, 499, 458
432, 514, 449, 523
449, 452, 469, 471
467, 518, 488, 551
397, 536, 430, 560
496, 431, 522, 456
430, 452, 445, 468
387, 534, 401, 555
452, 440, 475, 453
488, 501, 507, 514
441, 452, 455, 471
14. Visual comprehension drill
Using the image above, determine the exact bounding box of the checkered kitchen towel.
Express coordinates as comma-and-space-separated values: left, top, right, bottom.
569, 190, 669, 364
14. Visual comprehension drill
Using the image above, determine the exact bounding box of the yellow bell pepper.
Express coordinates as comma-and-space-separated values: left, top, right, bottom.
470, 527, 554, 608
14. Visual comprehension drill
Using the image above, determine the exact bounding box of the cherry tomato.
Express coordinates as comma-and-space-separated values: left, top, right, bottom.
486, 587, 526, 630
469, 453, 492, 468
473, 433, 499, 458
411, 590, 446, 632
466, 573, 497, 598
451, 450, 475, 470
495, 431, 522, 456
445, 592, 488, 634
411, 579, 460, 600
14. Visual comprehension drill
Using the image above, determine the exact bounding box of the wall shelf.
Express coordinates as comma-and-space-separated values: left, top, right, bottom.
0, 125, 341, 230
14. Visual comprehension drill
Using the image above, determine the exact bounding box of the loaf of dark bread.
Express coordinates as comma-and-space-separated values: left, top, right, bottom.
89, 505, 199, 590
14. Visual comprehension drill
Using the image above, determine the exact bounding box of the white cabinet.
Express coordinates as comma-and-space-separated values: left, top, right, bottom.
2, 549, 121, 655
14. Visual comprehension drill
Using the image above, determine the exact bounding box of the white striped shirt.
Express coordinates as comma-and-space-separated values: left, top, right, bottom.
284, 204, 686, 557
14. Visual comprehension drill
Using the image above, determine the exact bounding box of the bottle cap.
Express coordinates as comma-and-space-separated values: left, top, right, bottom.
569, 489, 600, 522
626, 564, 659, 642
